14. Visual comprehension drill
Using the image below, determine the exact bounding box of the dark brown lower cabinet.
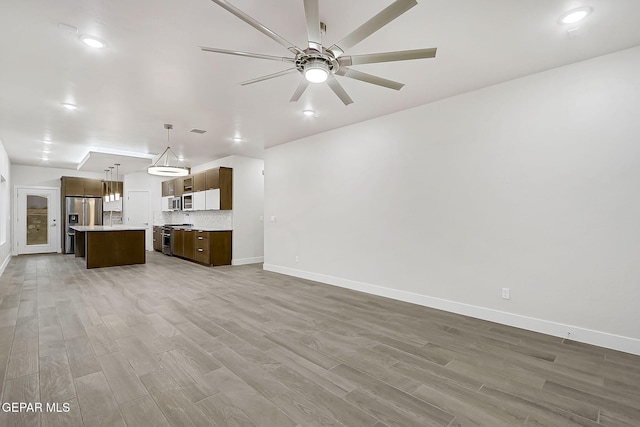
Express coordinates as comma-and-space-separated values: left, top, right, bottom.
172, 229, 231, 266
183, 230, 195, 260
76, 230, 145, 269
153, 226, 162, 252
172, 229, 184, 257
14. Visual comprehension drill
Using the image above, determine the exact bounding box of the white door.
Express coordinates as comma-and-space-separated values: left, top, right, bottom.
126, 190, 150, 249
127, 191, 150, 226
16, 187, 60, 254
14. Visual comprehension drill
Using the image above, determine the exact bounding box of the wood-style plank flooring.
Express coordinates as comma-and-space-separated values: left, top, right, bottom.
0, 252, 639, 426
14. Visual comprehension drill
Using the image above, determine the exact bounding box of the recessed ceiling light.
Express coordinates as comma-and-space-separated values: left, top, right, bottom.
232, 137, 242, 143
79, 34, 107, 49
42, 139, 53, 144
61, 102, 78, 110
41, 156, 49, 161
559, 7, 593, 24
42, 149, 51, 154
303, 110, 315, 117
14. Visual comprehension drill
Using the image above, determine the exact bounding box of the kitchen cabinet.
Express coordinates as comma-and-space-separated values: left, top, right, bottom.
153, 226, 162, 251
162, 180, 174, 197
182, 176, 194, 194
85, 179, 103, 197
204, 167, 232, 210
205, 168, 219, 190
162, 177, 186, 196
174, 177, 184, 197
172, 229, 184, 257
61, 176, 106, 197
160, 167, 231, 211
194, 231, 210, 264
170, 229, 231, 266
194, 172, 205, 192
192, 230, 231, 266
62, 177, 85, 196
183, 229, 195, 260
204, 189, 220, 210
208, 231, 232, 266
193, 191, 206, 211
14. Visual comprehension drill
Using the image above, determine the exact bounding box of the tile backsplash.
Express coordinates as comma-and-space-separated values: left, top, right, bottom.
103, 211, 123, 225
153, 210, 233, 230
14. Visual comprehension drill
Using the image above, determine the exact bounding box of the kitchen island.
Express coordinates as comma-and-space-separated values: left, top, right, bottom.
71, 225, 147, 269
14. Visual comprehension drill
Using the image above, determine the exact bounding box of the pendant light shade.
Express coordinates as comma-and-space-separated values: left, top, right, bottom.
114, 163, 121, 201
104, 170, 110, 203
148, 124, 189, 177
109, 167, 115, 202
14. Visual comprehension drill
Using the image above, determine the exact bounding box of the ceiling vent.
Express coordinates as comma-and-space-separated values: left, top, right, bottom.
190, 128, 207, 134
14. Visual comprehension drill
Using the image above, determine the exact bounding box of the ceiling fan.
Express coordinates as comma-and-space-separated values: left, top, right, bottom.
201, 0, 437, 105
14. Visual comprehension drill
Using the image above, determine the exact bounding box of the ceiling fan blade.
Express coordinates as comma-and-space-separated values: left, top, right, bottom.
327, 0, 417, 58
338, 48, 437, 66
303, 0, 322, 51
289, 78, 310, 102
335, 67, 404, 90
209, 0, 304, 55
326, 75, 353, 105
200, 46, 295, 63
240, 68, 299, 86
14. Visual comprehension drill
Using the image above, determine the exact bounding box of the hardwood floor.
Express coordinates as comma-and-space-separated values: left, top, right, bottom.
0, 252, 639, 426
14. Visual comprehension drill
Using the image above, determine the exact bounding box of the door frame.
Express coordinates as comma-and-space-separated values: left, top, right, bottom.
13, 185, 61, 255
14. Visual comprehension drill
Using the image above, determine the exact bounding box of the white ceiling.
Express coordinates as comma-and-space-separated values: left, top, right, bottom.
1, 0, 640, 174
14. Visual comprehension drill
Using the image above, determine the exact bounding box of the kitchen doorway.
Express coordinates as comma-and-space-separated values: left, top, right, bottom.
15, 186, 60, 254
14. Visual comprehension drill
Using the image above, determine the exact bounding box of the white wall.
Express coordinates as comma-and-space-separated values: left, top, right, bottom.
124, 172, 165, 251
264, 46, 640, 355
192, 155, 264, 265
10, 165, 107, 255
0, 138, 11, 275
11, 164, 104, 187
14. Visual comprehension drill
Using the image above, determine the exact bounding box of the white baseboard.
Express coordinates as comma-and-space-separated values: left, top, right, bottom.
263, 263, 640, 356
232, 256, 264, 266
0, 254, 11, 277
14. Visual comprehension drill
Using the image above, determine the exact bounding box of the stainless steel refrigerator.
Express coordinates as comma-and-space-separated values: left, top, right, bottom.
65, 197, 103, 254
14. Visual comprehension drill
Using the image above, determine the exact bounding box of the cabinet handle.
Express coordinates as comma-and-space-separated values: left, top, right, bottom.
198, 249, 203, 252
198, 237, 203, 240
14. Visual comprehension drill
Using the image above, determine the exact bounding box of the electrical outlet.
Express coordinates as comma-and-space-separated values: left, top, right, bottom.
295, 255, 299, 263
501, 288, 510, 300
271, 216, 277, 222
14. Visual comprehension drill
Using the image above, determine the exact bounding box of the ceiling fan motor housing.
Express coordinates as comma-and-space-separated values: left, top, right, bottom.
296, 50, 338, 83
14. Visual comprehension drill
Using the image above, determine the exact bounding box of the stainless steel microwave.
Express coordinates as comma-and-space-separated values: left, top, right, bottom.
170, 196, 181, 210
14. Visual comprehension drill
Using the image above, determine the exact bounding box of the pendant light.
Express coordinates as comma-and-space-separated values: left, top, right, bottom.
114, 163, 121, 201
104, 170, 110, 203
148, 124, 189, 177
109, 167, 115, 202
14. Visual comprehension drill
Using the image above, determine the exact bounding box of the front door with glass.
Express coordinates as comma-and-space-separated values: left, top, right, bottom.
16, 188, 59, 254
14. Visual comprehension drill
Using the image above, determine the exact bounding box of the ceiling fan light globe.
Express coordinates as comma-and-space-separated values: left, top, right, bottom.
304, 58, 330, 83
305, 68, 328, 83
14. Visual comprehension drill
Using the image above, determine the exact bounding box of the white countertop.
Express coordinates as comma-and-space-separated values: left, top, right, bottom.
153, 225, 232, 232
70, 225, 148, 232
